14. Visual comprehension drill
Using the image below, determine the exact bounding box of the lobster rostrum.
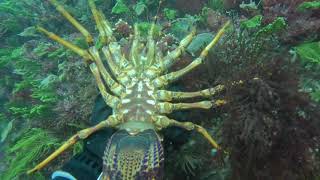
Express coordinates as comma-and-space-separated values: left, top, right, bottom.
27, 0, 231, 179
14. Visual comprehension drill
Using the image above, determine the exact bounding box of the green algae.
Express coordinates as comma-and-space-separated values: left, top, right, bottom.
3, 128, 60, 180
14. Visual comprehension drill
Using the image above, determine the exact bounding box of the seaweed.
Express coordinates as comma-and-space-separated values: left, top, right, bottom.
163, 8, 178, 20
111, 0, 159, 22
297, 1, 320, 11
256, 17, 286, 37
295, 41, 320, 63
263, 0, 320, 45
294, 41, 320, 103
0, 114, 12, 143
191, 8, 320, 178
240, 15, 287, 37
112, 0, 130, 15
6, 45, 58, 120
134, 1, 148, 16
222, 59, 320, 179
0, 0, 319, 179
3, 128, 60, 180
240, 15, 262, 29
136, 22, 161, 37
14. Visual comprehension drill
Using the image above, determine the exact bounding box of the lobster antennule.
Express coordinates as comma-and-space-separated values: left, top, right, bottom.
146, 23, 156, 67
102, 129, 164, 180
131, 24, 141, 68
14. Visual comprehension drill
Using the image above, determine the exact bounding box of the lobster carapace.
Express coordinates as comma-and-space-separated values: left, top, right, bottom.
27, 0, 230, 179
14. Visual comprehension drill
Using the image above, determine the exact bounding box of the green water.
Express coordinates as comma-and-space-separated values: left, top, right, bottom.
0, 0, 319, 179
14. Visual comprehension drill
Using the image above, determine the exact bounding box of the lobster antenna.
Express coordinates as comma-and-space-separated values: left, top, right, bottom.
148, 0, 164, 37
153, 0, 164, 24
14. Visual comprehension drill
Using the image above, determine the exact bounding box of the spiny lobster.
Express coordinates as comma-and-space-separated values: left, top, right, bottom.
27, 0, 230, 179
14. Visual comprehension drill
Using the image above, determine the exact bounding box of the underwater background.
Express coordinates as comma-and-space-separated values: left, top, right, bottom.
0, 0, 319, 179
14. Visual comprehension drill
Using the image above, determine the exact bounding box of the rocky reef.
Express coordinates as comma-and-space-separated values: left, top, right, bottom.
0, 0, 319, 179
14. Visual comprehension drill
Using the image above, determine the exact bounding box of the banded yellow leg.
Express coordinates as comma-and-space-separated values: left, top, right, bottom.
89, 48, 125, 96
89, 63, 120, 108
145, 29, 196, 78
37, 27, 91, 61
161, 28, 196, 70
152, 115, 220, 149
156, 99, 227, 114
27, 115, 122, 174
152, 21, 231, 88
49, 0, 94, 45
88, 0, 115, 47
155, 85, 225, 101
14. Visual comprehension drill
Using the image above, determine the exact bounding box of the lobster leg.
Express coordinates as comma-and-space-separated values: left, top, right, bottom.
156, 100, 226, 114
89, 47, 125, 96
90, 63, 120, 108
88, 1, 134, 78
155, 85, 225, 101
145, 29, 196, 78
107, 42, 135, 77
88, 0, 115, 47
37, 27, 122, 102
89, 0, 107, 46
89, 0, 134, 81
152, 21, 231, 88
160, 28, 196, 70
194, 124, 220, 149
156, 101, 212, 114
49, 0, 93, 45
37, 27, 91, 61
27, 115, 123, 174
152, 115, 220, 149
102, 46, 132, 86
155, 80, 246, 101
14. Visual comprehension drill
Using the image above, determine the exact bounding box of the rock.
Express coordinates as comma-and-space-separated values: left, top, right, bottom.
187, 33, 214, 56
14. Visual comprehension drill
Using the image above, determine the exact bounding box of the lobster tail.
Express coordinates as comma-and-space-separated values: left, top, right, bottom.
101, 129, 164, 180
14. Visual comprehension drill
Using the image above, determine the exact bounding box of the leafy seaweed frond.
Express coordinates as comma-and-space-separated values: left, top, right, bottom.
163, 8, 178, 20
295, 41, 320, 64
0, 114, 13, 143
297, 1, 320, 11
112, 0, 130, 14
3, 128, 60, 180
240, 15, 287, 38
294, 41, 320, 102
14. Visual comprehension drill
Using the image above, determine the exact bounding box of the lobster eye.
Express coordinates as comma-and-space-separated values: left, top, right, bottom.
102, 129, 164, 180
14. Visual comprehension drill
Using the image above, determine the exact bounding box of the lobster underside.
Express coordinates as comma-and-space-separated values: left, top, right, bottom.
27, 0, 231, 179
